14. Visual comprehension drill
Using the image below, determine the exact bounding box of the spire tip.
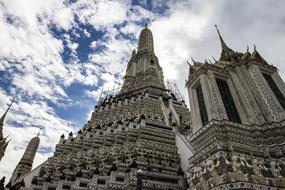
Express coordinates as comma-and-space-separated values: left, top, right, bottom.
214, 24, 219, 33
214, 24, 233, 55
37, 127, 42, 137
187, 60, 190, 66
1, 97, 15, 126
191, 57, 196, 64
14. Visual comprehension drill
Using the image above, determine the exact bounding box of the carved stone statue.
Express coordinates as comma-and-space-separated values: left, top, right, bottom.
269, 160, 283, 178
206, 158, 224, 187
244, 158, 268, 185
195, 164, 208, 190
186, 171, 196, 190
265, 160, 285, 187
106, 153, 114, 165
193, 166, 203, 190
225, 155, 247, 182
120, 151, 127, 163
232, 155, 243, 173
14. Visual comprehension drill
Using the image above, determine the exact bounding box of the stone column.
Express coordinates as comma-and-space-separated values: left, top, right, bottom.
188, 71, 228, 131
204, 71, 228, 121
188, 84, 200, 132
227, 71, 249, 124
272, 72, 285, 97
235, 65, 266, 124
248, 64, 284, 122
230, 65, 264, 124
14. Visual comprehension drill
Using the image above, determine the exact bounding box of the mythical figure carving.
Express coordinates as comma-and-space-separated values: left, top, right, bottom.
186, 171, 196, 190
266, 160, 285, 187
195, 164, 209, 190
225, 155, 247, 182
206, 158, 224, 188
244, 158, 268, 185
269, 160, 283, 178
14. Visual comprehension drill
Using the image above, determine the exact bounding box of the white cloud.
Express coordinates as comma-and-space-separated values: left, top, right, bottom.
90, 41, 97, 49
85, 89, 101, 100
83, 29, 91, 38
53, 6, 74, 31
74, 0, 130, 29
89, 29, 136, 76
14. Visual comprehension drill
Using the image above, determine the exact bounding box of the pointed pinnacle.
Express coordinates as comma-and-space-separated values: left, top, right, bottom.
132, 49, 136, 56
3, 140, 10, 150
5, 137, 11, 144
37, 127, 42, 137
247, 45, 249, 52
187, 60, 191, 66
254, 44, 256, 51
215, 25, 230, 50
191, 57, 196, 64
145, 23, 148, 28
0, 98, 15, 126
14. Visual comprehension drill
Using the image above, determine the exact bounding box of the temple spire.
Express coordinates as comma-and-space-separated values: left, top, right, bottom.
0, 98, 14, 162
0, 98, 15, 128
37, 127, 42, 137
215, 25, 236, 61
120, 24, 165, 94
137, 23, 154, 54
10, 134, 40, 184
215, 25, 231, 51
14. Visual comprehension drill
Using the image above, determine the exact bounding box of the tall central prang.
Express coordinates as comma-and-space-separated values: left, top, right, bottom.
120, 24, 165, 95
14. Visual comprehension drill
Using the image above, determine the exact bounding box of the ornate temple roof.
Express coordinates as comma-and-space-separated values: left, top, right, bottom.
187, 26, 276, 82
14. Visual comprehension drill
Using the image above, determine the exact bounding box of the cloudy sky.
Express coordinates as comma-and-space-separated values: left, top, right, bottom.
1, 0, 285, 179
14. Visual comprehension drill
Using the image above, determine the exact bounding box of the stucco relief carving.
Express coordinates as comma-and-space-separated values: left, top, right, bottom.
248, 65, 283, 121
207, 72, 228, 121
230, 70, 257, 124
